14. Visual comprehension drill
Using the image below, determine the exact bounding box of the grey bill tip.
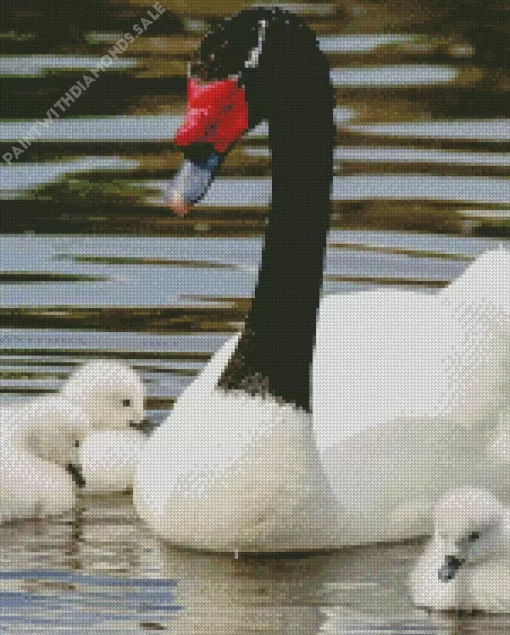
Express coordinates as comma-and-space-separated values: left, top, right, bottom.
167, 153, 222, 210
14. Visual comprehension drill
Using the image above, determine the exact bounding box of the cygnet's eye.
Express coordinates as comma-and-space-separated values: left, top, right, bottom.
122, 399, 131, 407
74, 440, 81, 449
468, 531, 480, 542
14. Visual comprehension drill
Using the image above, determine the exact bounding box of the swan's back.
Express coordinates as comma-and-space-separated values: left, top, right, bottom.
440, 248, 510, 324
312, 285, 510, 543
313, 290, 461, 448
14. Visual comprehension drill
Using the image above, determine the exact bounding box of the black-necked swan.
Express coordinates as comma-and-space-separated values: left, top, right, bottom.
0, 396, 89, 523
133, 8, 509, 552
410, 488, 510, 613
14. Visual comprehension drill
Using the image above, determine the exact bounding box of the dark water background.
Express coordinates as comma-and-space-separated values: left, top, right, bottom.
1, 1, 509, 632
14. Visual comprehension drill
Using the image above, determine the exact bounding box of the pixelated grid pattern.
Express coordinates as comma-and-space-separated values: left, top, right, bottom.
0, 1, 509, 632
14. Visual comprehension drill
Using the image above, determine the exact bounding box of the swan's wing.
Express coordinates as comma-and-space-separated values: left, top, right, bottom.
312, 287, 509, 538
440, 248, 510, 321
312, 290, 460, 450
313, 283, 510, 452
173, 334, 240, 410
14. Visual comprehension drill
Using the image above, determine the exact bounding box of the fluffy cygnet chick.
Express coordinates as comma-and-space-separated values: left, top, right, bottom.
0, 396, 89, 523
60, 360, 149, 494
410, 488, 510, 613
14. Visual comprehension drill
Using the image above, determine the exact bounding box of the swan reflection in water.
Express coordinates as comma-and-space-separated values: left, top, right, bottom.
157, 540, 502, 634
1, 499, 508, 633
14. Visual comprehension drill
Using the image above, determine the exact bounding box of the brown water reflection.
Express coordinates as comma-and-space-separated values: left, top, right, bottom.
1, 0, 509, 235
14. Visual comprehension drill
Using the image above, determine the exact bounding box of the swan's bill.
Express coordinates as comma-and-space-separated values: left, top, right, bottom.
169, 75, 249, 213
175, 77, 249, 154
168, 152, 222, 212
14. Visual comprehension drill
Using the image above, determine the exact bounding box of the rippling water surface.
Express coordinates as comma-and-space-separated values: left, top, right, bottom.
1, 0, 510, 631
1, 494, 510, 634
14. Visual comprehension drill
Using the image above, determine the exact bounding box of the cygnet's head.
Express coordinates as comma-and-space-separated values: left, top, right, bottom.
15, 396, 90, 487
433, 488, 507, 582
60, 360, 146, 431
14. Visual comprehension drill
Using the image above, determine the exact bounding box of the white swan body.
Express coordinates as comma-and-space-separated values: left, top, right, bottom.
411, 488, 510, 613
136, 252, 510, 549
0, 396, 89, 523
314, 267, 510, 536
134, 9, 510, 551
134, 389, 342, 551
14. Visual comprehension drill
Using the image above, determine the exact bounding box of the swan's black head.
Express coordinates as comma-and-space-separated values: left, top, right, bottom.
168, 7, 329, 214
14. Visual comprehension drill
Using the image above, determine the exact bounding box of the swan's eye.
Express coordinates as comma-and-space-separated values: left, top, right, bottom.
468, 531, 480, 542
74, 440, 81, 448
122, 399, 131, 407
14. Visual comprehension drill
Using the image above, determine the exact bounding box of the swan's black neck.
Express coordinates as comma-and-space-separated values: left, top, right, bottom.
218, 17, 333, 411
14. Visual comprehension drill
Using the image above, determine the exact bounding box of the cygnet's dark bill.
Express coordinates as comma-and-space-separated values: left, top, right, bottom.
438, 554, 465, 582
129, 417, 154, 434
168, 150, 223, 215
66, 463, 86, 488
